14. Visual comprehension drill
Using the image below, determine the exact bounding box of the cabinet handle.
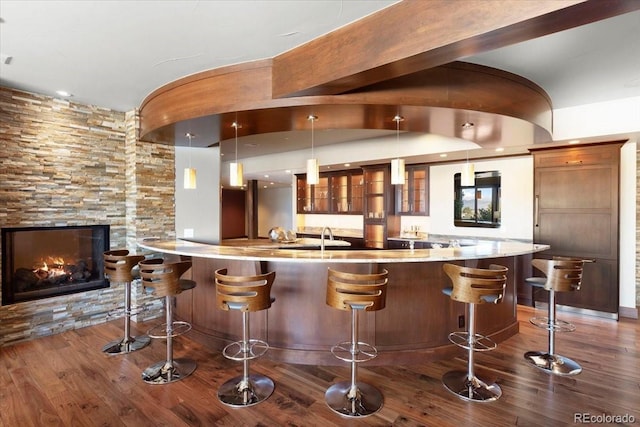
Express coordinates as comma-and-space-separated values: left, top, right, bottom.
534, 195, 539, 227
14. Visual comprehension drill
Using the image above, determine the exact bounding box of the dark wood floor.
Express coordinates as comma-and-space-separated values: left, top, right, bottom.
1, 305, 638, 427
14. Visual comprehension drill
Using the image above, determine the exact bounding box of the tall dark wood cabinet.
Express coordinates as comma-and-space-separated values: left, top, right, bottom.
531, 142, 622, 315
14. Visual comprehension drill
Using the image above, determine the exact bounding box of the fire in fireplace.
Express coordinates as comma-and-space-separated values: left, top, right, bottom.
1, 225, 110, 305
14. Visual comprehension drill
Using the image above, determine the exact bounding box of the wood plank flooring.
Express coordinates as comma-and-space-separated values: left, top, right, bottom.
1, 305, 638, 426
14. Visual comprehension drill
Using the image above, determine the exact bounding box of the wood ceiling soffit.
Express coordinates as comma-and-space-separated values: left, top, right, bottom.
271, 0, 640, 98
140, 62, 552, 144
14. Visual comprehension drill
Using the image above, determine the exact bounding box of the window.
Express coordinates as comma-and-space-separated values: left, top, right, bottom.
454, 171, 501, 228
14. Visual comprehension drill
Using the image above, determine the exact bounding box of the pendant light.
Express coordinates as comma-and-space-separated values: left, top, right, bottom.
461, 151, 475, 187
183, 132, 197, 189
460, 122, 475, 186
306, 115, 319, 185
391, 115, 405, 185
230, 121, 244, 187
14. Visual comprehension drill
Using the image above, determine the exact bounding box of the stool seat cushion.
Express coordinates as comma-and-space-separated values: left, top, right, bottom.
525, 277, 547, 288
442, 287, 501, 304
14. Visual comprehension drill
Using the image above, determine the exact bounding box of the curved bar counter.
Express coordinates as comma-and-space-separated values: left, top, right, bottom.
138, 238, 549, 365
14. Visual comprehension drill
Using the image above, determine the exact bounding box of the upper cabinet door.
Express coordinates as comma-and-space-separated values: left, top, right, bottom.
396, 164, 429, 215
295, 175, 328, 213
297, 170, 363, 214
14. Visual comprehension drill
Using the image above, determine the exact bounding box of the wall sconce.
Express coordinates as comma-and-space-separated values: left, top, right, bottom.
230, 121, 244, 187
306, 115, 319, 185
183, 132, 197, 189
391, 115, 405, 185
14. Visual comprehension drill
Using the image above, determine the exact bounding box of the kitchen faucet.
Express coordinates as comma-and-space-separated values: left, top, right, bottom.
320, 227, 334, 253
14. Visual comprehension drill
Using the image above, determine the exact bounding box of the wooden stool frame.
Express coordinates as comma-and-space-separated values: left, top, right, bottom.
524, 258, 584, 376
139, 258, 196, 385
214, 268, 276, 407
101, 250, 149, 355
324, 268, 388, 418
441, 263, 507, 402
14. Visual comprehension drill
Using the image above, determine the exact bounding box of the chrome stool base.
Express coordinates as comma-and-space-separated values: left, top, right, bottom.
102, 335, 150, 355
141, 358, 197, 385
524, 351, 582, 376
442, 370, 502, 402
325, 381, 383, 417
218, 374, 274, 407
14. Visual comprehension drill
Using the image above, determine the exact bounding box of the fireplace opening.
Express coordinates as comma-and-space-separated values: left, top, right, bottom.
1, 225, 110, 305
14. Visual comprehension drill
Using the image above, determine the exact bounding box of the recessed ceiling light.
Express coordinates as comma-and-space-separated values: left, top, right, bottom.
568, 139, 581, 144
56, 90, 72, 97
264, 174, 269, 178
344, 163, 351, 167
495, 147, 504, 152
285, 169, 292, 173
440, 153, 448, 158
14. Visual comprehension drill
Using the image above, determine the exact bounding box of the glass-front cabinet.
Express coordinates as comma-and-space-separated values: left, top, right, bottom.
362, 165, 400, 248
296, 175, 329, 213
396, 164, 429, 215
296, 170, 362, 214
330, 170, 363, 213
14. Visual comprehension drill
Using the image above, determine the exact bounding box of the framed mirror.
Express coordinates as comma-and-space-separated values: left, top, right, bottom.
454, 170, 501, 228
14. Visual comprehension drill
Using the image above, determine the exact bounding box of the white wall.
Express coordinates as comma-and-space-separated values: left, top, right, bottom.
175, 146, 221, 243
619, 141, 637, 310
258, 186, 294, 238
429, 156, 533, 240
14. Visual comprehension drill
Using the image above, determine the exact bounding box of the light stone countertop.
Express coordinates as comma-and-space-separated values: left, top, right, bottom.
137, 237, 549, 264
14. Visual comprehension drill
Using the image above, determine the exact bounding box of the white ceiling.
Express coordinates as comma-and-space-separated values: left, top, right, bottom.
1, 1, 639, 184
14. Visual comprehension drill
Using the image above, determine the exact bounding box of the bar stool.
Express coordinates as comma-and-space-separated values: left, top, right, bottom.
102, 250, 150, 355
325, 268, 388, 418
139, 258, 197, 384
441, 263, 508, 402
524, 258, 583, 376
214, 268, 276, 407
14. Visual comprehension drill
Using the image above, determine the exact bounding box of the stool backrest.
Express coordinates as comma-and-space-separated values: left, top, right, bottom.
443, 263, 507, 305
138, 258, 193, 297
214, 268, 275, 312
531, 258, 582, 292
326, 268, 388, 312
104, 250, 145, 283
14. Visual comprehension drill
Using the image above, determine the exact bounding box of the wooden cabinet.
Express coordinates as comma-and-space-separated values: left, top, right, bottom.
396, 164, 429, 215
296, 170, 362, 214
362, 165, 400, 249
531, 142, 622, 314
330, 170, 363, 213
296, 175, 329, 213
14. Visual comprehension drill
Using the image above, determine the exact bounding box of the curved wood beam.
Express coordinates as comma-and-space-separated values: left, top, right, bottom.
272, 0, 640, 97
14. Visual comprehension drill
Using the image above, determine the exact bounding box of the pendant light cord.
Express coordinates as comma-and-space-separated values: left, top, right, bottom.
234, 121, 239, 163
187, 133, 193, 168
310, 115, 315, 158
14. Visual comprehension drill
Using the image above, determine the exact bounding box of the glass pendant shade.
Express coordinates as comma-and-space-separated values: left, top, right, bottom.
307, 158, 319, 185
461, 162, 475, 186
230, 162, 243, 187
391, 158, 405, 185
183, 167, 197, 189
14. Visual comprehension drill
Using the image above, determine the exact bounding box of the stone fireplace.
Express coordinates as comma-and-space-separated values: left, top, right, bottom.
1, 225, 110, 305
0, 86, 176, 346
